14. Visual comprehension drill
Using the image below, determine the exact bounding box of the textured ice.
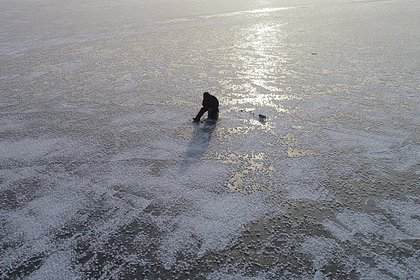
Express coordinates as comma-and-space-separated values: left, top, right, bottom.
26, 252, 80, 280
157, 193, 276, 268
377, 199, 420, 238
324, 209, 414, 243
1, 0, 419, 279
300, 237, 344, 270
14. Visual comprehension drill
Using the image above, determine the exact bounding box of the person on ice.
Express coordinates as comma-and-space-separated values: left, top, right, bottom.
193, 92, 219, 122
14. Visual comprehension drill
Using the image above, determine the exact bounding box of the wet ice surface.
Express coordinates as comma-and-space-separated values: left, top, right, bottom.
1, 0, 419, 278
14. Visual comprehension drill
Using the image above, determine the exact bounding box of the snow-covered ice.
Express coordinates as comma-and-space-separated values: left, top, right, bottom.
1, 0, 419, 279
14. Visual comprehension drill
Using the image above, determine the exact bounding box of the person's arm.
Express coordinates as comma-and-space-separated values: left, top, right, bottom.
202, 97, 210, 108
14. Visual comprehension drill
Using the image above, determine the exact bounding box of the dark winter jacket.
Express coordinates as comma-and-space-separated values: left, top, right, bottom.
202, 93, 219, 111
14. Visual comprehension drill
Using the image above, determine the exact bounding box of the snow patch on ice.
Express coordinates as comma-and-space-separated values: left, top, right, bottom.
4, 178, 89, 242
157, 192, 276, 269
207, 267, 273, 280
112, 140, 185, 163
275, 158, 333, 202
325, 128, 397, 160
356, 263, 395, 280
0, 117, 27, 133
300, 236, 342, 269
323, 219, 353, 242
0, 137, 89, 163
377, 199, 420, 238
393, 144, 420, 172
326, 209, 414, 243
0, 138, 59, 161
281, 182, 332, 202
0, 166, 39, 186
26, 252, 80, 280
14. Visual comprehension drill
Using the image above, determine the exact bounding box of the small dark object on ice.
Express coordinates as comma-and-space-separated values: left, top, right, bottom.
258, 114, 267, 122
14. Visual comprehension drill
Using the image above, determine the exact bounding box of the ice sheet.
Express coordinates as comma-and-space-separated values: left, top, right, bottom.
1, 0, 419, 279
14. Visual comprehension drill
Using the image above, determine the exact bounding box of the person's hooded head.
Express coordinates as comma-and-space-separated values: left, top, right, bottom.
203, 92, 210, 98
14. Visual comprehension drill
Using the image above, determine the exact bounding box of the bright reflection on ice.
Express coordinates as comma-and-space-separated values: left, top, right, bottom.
224, 93, 299, 113
242, 24, 281, 86
213, 152, 275, 194
221, 21, 293, 116
202, 7, 295, 19
282, 133, 318, 158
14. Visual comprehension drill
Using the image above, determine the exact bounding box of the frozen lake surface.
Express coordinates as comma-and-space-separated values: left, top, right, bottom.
1, 0, 419, 279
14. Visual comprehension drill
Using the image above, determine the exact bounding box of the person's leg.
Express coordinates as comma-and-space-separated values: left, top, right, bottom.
193, 107, 207, 122
208, 108, 219, 120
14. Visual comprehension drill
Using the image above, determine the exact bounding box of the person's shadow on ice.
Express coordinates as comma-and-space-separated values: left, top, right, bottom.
179, 122, 216, 173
